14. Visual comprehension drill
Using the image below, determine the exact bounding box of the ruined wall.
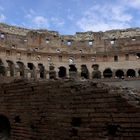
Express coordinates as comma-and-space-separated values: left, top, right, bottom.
0, 23, 140, 79
0, 79, 140, 140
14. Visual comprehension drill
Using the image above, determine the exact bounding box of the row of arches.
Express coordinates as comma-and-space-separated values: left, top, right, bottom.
0, 59, 140, 79
0, 59, 46, 79
58, 66, 140, 79
103, 68, 138, 78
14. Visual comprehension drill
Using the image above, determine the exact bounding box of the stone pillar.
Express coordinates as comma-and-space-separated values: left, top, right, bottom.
7, 70, 11, 77
55, 68, 59, 79
112, 69, 116, 78
124, 69, 127, 78
27, 72, 31, 79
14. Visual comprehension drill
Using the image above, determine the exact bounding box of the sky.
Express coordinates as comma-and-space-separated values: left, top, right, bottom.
0, 0, 140, 34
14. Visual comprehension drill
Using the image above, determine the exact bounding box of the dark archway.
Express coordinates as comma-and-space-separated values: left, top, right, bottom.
127, 69, 136, 77
28, 63, 35, 78
115, 70, 124, 78
69, 65, 77, 72
69, 65, 77, 78
0, 115, 11, 139
0, 59, 5, 76
103, 68, 113, 78
58, 66, 66, 78
138, 70, 140, 76
7, 60, 14, 76
92, 64, 101, 79
81, 65, 89, 79
38, 64, 45, 79
17, 61, 25, 77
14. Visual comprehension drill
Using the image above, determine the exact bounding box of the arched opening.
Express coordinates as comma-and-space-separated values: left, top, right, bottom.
92, 64, 101, 79
69, 65, 77, 78
38, 64, 45, 79
0, 59, 5, 76
69, 65, 77, 72
58, 66, 66, 78
0, 115, 11, 139
17, 61, 25, 77
28, 63, 35, 78
103, 68, 113, 78
7, 60, 14, 76
81, 65, 89, 79
138, 70, 140, 76
115, 70, 124, 78
127, 69, 136, 77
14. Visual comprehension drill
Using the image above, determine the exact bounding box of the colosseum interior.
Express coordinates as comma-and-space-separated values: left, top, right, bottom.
0, 23, 140, 79
0, 23, 140, 140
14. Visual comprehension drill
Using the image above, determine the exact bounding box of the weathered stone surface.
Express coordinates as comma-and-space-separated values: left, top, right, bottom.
0, 79, 140, 140
0, 23, 140, 80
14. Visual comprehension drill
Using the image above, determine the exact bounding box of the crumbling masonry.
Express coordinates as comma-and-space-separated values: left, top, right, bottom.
0, 23, 140, 79
0, 79, 140, 140
0, 23, 140, 140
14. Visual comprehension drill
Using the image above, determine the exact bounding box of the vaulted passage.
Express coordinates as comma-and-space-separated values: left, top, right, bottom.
81, 65, 89, 79
103, 68, 113, 78
58, 66, 66, 78
127, 69, 136, 77
115, 70, 124, 78
0, 115, 11, 140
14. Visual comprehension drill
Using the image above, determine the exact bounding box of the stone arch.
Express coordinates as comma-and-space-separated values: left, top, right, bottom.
92, 64, 101, 79
69, 64, 77, 78
115, 69, 124, 78
103, 68, 113, 78
38, 63, 45, 79
69, 65, 77, 72
127, 69, 136, 77
81, 65, 89, 79
0, 114, 11, 139
17, 61, 25, 77
7, 60, 14, 76
58, 66, 66, 78
27, 63, 35, 78
0, 59, 5, 76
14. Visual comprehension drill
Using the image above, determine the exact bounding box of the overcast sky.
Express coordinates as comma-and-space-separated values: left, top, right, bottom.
0, 0, 140, 34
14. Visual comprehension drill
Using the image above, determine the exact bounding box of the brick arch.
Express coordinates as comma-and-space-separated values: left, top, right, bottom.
127, 69, 136, 77
115, 69, 124, 78
103, 68, 113, 78
0, 114, 11, 139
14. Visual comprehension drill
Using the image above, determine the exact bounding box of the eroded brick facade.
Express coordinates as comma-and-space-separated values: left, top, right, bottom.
0, 79, 140, 140
0, 23, 140, 80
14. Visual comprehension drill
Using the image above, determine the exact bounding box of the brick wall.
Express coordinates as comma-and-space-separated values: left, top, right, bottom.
0, 79, 140, 140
